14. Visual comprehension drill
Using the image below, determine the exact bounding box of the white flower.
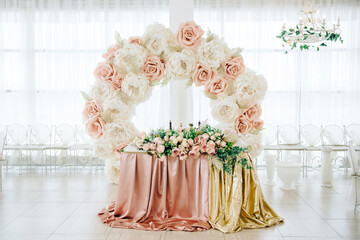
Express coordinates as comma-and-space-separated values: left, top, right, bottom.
167, 50, 196, 80
93, 139, 113, 159
197, 36, 230, 69
177, 135, 183, 142
90, 80, 113, 103
102, 96, 135, 122
233, 68, 268, 108
103, 121, 138, 144
211, 95, 241, 123
216, 123, 239, 143
238, 133, 263, 158
113, 43, 148, 74
105, 158, 121, 184
121, 73, 151, 103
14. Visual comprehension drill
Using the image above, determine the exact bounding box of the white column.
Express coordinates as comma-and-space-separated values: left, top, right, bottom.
168, 0, 194, 128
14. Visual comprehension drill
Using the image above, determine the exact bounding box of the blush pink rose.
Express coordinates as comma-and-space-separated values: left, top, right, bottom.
85, 114, 106, 139
143, 144, 150, 151
102, 44, 120, 59
235, 114, 253, 135
94, 62, 120, 83
187, 139, 194, 146
192, 63, 214, 87
111, 74, 123, 91
157, 145, 165, 153
207, 148, 216, 155
142, 56, 166, 82
179, 152, 188, 160
245, 104, 262, 121
177, 21, 204, 50
138, 132, 146, 140
205, 74, 228, 96
113, 141, 130, 157
253, 119, 264, 129
207, 140, 216, 149
82, 100, 101, 120
150, 143, 156, 150
172, 147, 180, 156
222, 56, 245, 81
129, 36, 142, 45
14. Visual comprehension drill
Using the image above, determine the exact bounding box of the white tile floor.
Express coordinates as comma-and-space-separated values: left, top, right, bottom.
0, 167, 359, 240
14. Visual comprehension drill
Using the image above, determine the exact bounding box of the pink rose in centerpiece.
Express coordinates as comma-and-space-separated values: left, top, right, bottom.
129, 36, 142, 45
179, 152, 188, 160
189, 149, 200, 157
222, 56, 245, 81
113, 141, 130, 157
142, 56, 166, 82
244, 104, 262, 121
150, 143, 156, 150
203, 133, 209, 140
207, 148, 216, 155
187, 139, 194, 146
207, 140, 216, 149
157, 145, 165, 153
102, 44, 120, 59
235, 114, 253, 135
205, 74, 228, 96
200, 144, 207, 153
253, 119, 264, 130
177, 21, 204, 50
94, 62, 120, 83
172, 147, 180, 156
143, 144, 150, 151
138, 132, 146, 140
192, 64, 214, 86
82, 100, 101, 120
85, 114, 106, 139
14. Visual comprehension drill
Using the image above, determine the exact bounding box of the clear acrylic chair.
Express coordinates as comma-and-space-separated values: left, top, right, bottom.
346, 124, 360, 150
0, 131, 6, 191
347, 141, 360, 213
301, 124, 322, 174
54, 124, 75, 173
70, 124, 95, 171
28, 124, 52, 173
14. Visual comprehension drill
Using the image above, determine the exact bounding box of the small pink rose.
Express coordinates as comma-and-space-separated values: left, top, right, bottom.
157, 145, 165, 153
222, 56, 245, 81
207, 148, 216, 155
129, 36, 142, 45
150, 143, 156, 150
143, 144, 150, 151
94, 62, 120, 83
253, 119, 264, 130
235, 114, 253, 135
187, 139, 194, 146
207, 140, 216, 149
192, 63, 214, 86
85, 114, 106, 139
192, 146, 200, 152
205, 74, 228, 96
244, 104, 262, 121
179, 152, 188, 160
102, 44, 120, 59
200, 138, 207, 146
111, 74, 123, 91
189, 150, 200, 157
203, 134, 209, 140
82, 100, 101, 120
142, 56, 166, 82
210, 135, 216, 140
195, 136, 201, 144
177, 21, 204, 50
172, 147, 180, 156
138, 132, 146, 140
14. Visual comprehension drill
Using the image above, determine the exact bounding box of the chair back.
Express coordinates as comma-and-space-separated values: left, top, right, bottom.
348, 141, 359, 175
0, 132, 5, 158
6, 124, 27, 145
30, 124, 51, 145
262, 124, 277, 145
301, 124, 321, 146
346, 124, 360, 146
277, 124, 300, 145
75, 125, 92, 144
55, 124, 75, 145
322, 124, 346, 146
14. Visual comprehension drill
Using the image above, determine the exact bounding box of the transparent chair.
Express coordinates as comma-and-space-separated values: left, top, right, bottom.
0, 131, 6, 191
54, 124, 75, 173
301, 124, 322, 174
28, 124, 52, 173
4, 124, 28, 174
347, 141, 360, 213
70, 125, 95, 171
346, 124, 360, 150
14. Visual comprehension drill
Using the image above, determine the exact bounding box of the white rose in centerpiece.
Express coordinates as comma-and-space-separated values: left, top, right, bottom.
238, 133, 263, 158
168, 50, 196, 80
211, 95, 241, 123
90, 80, 113, 103
113, 43, 148, 74
233, 68, 267, 108
121, 73, 151, 103
105, 158, 121, 184
102, 96, 135, 122
197, 35, 230, 69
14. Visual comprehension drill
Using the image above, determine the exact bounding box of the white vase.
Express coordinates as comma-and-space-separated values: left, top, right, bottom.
276, 161, 301, 190
265, 154, 277, 186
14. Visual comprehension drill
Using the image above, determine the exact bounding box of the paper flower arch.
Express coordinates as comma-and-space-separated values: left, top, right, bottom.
82, 21, 268, 183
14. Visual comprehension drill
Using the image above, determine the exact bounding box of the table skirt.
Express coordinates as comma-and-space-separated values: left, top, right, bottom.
98, 153, 283, 232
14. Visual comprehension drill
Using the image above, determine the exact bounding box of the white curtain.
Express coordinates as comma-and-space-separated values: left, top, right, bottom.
0, 0, 170, 131
193, 0, 360, 127
1, 0, 360, 131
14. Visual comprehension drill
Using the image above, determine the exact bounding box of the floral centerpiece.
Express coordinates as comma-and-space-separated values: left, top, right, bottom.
132, 123, 250, 174
82, 20, 267, 183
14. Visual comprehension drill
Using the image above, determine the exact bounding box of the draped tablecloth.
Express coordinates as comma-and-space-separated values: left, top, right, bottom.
98, 152, 283, 232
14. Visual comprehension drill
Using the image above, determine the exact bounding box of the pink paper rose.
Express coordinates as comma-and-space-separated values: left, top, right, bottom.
102, 44, 120, 59
235, 114, 253, 135
222, 56, 245, 81
85, 114, 106, 139
172, 147, 180, 156
94, 62, 120, 83
111, 75, 123, 91
177, 20, 204, 50
113, 141, 130, 157
245, 104, 262, 121
82, 100, 101, 120
142, 56, 166, 82
129, 36, 142, 45
192, 63, 214, 86
205, 74, 228, 96
253, 119, 264, 130
157, 145, 165, 153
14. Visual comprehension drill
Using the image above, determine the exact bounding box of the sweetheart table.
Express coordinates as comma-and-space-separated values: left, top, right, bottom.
98, 151, 283, 233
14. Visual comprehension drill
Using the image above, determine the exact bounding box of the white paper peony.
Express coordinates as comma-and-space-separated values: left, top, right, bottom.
238, 133, 263, 158
90, 80, 113, 103
105, 158, 121, 184
93, 139, 113, 159
103, 121, 138, 144
113, 43, 148, 74
102, 96, 135, 122
211, 95, 241, 123
121, 73, 151, 103
197, 36, 230, 69
167, 50, 196, 80
233, 68, 268, 108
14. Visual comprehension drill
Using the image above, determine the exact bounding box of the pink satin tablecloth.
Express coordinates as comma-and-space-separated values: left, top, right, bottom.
98, 153, 210, 231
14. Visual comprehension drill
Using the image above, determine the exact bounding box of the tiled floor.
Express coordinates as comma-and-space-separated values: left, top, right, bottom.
0, 167, 359, 240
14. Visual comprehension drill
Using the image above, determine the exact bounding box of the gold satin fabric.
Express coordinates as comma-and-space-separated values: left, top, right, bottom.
208, 153, 284, 233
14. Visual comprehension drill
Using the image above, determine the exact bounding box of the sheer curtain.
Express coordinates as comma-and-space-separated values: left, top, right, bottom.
0, 0, 169, 131
193, 0, 360, 127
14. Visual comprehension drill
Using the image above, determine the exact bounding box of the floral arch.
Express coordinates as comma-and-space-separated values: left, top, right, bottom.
82, 21, 268, 183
